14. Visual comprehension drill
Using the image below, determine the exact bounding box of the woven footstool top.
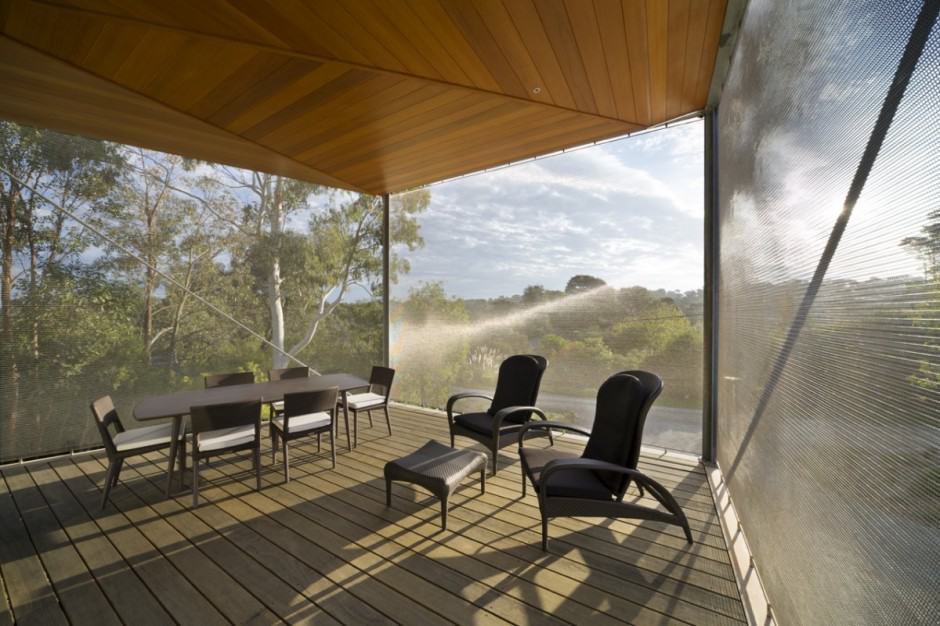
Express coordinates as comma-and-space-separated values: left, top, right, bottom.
385, 440, 486, 489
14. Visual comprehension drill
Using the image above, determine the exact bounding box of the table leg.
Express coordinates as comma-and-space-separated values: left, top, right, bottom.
342, 391, 352, 451
165, 415, 182, 497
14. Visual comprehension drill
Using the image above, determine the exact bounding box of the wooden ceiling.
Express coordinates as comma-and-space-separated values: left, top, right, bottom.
0, 0, 727, 194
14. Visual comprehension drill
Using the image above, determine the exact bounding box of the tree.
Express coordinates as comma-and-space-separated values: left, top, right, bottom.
564, 274, 606, 294
392, 282, 469, 407
901, 209, 940, 393
203, 169, 428, 369
0, 122, 121, 424
96, 148, 194, 362
522, 284, 546, 305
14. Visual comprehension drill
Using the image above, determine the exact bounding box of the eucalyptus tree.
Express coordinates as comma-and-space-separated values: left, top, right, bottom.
204, 167, 428, 370
901, 209, 940, 394
95, 148, 196, 362
0, 122, 121, 422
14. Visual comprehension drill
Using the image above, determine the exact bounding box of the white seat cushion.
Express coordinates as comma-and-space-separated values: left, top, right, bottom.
197, 425, 257, 452
270, 400, 284, 411
272, 411, 332, 433
113, 422, 179, 452
345, 392, 386, 410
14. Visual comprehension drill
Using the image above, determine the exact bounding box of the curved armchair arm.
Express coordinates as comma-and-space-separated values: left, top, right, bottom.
491, 405, 547, 435
541, 458, 682, 509
518, 420, 590, 448
445, 392, 493, 423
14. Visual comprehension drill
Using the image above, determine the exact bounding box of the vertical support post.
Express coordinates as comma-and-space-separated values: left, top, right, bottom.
381, 193, 391, 368
702, 109, 719, 463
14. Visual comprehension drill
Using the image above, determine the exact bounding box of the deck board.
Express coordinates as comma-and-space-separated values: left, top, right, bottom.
0, 404, 744, 625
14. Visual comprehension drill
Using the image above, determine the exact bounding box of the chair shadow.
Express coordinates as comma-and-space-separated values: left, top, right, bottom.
7, 420, 737, 624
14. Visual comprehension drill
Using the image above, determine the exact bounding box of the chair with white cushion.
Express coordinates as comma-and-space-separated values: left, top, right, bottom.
90, 395, 186, 511
204, 371, 255, 389
190, 400, 262, 506
267, 366, 312, 416
271, 387, 338, 481
340, 366, 395, 447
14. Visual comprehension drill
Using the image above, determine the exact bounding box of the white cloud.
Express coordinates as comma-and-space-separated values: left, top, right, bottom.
394, 122, 707, 298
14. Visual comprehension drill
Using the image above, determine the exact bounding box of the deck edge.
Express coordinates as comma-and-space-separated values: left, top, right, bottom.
704, 461, 776, 626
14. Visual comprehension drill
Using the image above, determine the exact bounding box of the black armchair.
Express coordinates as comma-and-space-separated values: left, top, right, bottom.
447, 354, 550, 475
518, 370, 693, 550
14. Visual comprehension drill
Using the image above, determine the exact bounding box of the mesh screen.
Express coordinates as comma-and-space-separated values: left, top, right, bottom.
717, 0, 939, 623
0, 125, 383, 462
390, 125, 705, 453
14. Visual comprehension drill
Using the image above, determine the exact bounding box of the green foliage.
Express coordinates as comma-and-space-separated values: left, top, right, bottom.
391, 282, 469, 408
564, 274, 606, 294
900, 209, 940, 395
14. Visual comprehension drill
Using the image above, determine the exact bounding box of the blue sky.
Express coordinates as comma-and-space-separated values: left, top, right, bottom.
392, 120, 705, 300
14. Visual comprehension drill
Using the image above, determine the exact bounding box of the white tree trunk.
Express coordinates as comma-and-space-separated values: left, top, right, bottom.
269, 257, 287, 368
268, 177, 288, 369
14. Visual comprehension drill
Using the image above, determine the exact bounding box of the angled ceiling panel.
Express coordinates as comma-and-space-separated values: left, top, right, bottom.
0, 0, 727, 193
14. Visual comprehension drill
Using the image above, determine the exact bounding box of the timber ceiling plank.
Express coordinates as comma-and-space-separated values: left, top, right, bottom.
470, 0, 552, 105
0, 0, 726, 193
594, 0, 637, 122
563, 0, 618, 118
666, 0, 691, 120
531, 0, 598, 114
624, 0, 653, 125
0, 36, 359, 190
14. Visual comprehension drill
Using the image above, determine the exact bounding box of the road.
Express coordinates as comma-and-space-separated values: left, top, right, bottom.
452, 386, 702, 455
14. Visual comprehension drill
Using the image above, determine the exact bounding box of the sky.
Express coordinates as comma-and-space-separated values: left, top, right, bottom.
392, 120, 705, 300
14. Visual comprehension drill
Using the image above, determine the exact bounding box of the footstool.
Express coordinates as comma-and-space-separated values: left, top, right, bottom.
384, 440, 487, 530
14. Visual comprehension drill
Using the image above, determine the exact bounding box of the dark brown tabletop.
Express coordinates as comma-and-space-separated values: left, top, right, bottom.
134, 373, 368, 421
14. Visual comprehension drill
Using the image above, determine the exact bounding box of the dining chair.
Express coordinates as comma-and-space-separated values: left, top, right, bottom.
204, 371, 255, 388
189, 400, 262, 506
267, 366, 311, 415
339, 366, 395, 447
90, 395, 186, 510
271, 387, 338, 481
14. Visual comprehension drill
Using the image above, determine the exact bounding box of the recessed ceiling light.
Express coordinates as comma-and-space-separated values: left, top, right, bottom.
532, 87, 542, 95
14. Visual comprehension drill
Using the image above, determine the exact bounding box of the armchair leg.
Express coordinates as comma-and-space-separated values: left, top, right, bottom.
101, 459, 120, 511
330, 429, 336, 469
282, 439, 289, 483
440, 495, 448, 530
383, 405, 392, 436
192, 451, 200, 507
271, 430, 278, 463
179, 436, 187, 489
490, 438, 500, 475
367, 409, 373, 428
353, 408, 359, 448
541, 515, 549, 551
343, 403, 352, 451
111, 458, 124, 488
255, 444, 262, 491
521, 465, 527, 497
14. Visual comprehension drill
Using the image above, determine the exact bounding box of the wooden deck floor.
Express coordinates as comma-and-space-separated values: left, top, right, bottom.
0, 404, 744, 626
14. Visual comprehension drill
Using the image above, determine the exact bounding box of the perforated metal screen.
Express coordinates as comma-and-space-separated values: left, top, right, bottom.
0, 133, 383, 462
716, 0, 939, 623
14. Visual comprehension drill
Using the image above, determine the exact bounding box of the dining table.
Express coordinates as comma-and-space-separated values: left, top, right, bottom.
133, 372, 369, 496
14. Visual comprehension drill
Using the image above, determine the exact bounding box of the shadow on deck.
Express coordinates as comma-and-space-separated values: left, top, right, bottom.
0, 404, 744, 626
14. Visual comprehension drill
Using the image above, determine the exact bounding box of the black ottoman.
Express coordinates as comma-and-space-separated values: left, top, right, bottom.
384, 440, 487, 530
